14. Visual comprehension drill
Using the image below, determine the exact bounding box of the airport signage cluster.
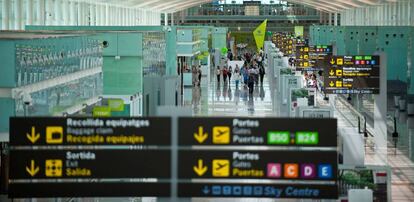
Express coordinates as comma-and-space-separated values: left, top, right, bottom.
9, 117, 338, 199
295, 45, 333, 71
323, 55, 380, 94
178, 118, 338, 199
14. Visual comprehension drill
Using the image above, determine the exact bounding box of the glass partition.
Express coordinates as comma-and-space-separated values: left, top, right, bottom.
142, 32, 166, 77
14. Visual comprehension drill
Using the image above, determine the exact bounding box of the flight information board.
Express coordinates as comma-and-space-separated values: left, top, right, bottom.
322, 55, 380, 94
295, 45, 333, 71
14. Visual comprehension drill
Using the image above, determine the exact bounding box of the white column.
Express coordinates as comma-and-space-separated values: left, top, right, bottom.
319, 11, 323, 24
13, 0, 22, 30
69, 1, 75, 25
2, 0, 10, 29
105, 4, 109, 25
164, 12, 167, 26
334, 12, 338, 26
328, 12, 331, 25
54, 0, 62, 26
44, 0, 52, 25
90, 4, 96, 26
61, 0, 69, 25
26, 0, 34, 27
37, 0, 45, 25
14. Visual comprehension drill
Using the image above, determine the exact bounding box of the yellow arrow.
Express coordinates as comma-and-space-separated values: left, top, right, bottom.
329, 81, 335, 87
194, 126, 208, 144
329, 69, 335, 76
193, 159, 208, 176
26, 127, 40, 144
330, 59, 335, 65
26, 160, 39, 177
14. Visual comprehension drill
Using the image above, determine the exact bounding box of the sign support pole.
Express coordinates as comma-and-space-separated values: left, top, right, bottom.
373, 52, 388, 165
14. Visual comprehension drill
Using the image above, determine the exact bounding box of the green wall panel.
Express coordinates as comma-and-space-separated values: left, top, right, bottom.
0, 98, 15, 133
357, 27, 378, 55
344, 27, 359, 55
103, 57, 143, 95
117, 33, 143, 57
0, 41, 16, 87
378, 27, 410, 81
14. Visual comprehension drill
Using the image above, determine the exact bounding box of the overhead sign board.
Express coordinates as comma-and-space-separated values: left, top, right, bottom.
9, 117, 338, 199
10, 117, 171, 146
178, 118, 337, 147
295, 45, 333, 70
9, 117, 172, 198
177, 117, 339, 199
322, 55, 380, 94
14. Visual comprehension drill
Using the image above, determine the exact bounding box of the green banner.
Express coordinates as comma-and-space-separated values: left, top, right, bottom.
253, 19, 268, 52
294, 26, 304, 37
108, 99, 125, 112
93, 106, 112, 117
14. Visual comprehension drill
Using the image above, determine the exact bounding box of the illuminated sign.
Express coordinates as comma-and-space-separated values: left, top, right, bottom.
9, 117, 172, 198
323, 55, 380, 94
179, 118, 336, 147
10, 117, 171, 146
178, 117, 338, 199
295, 45, 333, 70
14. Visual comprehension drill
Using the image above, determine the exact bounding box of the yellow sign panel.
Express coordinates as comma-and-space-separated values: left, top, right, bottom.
336, 81, 343, 87
46, 126, 63, 144
337, 58, 344, 65
45, 159, 63, 177
212, 126, 230, 144
212, 159, 230, 177
336, 69, 343, 76
304, 62, 309, 67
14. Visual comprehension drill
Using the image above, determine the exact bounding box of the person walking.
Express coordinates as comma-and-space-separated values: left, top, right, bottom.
216, 66, 221, 84
228, 66, 233, 85
242, 65, 249, 87
197, 66, 202, 86
248, 67, 257, 95
234, 68, 241, 89
259, 65, 265, 86
192, 65, 198, 86
223, 67, 228, 84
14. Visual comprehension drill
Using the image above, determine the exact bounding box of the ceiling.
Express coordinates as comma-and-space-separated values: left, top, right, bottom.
91, 0, 390, 13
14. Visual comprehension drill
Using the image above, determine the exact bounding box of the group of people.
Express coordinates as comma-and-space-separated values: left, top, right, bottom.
304, 72, 318, 89
216, 51, 266, 96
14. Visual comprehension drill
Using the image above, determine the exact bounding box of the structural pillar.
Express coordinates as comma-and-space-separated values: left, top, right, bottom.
14, 0, 22, 30
334, 12, 338, 26
164, 12, 168, 26
171, 13, 174, 26
26, 0, 34, 27
328, 12, 332, 25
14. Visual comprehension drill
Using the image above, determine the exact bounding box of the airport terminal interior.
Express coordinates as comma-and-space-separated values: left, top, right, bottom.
1, 0, 414, 201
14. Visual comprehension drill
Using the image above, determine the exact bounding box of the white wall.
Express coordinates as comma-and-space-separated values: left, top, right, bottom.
340, 0, 414, 26
0, 0, 161, 30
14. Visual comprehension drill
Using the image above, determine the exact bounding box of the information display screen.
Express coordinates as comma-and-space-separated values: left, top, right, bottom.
322, 55, 380, 94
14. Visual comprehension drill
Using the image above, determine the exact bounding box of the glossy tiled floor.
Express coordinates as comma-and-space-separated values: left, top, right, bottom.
183, 66, 414, 201
185, 73, 274, 117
